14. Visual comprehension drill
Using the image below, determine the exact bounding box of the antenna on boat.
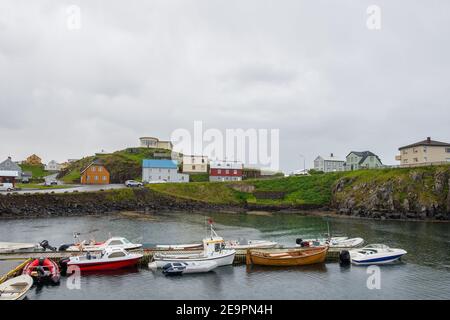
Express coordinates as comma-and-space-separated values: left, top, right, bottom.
326, 220, 331, 240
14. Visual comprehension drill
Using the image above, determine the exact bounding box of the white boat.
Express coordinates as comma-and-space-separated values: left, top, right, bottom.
297, 237, 364, 248
0, 275, 33, 300
225, 239, 278, 250
161, 261, 218, 275
349, 244, 407, 265
0, 242, 41, 253
153, 225, 236, 268
61, 237, 142, 252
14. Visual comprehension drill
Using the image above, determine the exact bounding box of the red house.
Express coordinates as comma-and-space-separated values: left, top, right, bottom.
209, 160, 243, 182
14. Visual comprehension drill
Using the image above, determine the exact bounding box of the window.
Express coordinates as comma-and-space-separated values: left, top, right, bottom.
87, 176, 90, 181
108, 252, 126, 258
102, 176, 106, 181
109, 240, 123, 245
192, 165, 196, 170
403, 159, 408, 163
234, 170, 237, 174
98, 167, 102, 172
91, 167, 96, 172
424, 147, 427, 153
95, 176, 98, 180
226, 170, 229, 174
217, 169, 221, 174
446, 148, 450, 153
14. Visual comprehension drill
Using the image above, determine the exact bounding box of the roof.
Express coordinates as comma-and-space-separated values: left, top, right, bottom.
210, 160, 243, 170
347, 151, 382, 165
142, 159, 178, 169
399, 138, 450, 150
0, 170, 19, 177
80, 160, 108, 174
316, 155, 345, 162
0, 158, 21, 171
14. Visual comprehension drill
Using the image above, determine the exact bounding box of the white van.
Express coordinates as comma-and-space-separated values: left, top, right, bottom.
0, 183, 14, 192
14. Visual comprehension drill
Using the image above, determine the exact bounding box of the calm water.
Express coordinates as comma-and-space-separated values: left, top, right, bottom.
1, 212, 449, 300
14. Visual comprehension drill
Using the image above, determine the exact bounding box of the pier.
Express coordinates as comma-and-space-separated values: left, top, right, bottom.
0, 247, 342, 284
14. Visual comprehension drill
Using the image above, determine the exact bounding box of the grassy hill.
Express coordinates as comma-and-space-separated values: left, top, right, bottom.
58, 147, 178, 183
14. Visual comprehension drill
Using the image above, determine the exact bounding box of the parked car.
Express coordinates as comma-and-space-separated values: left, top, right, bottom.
0, 183, 14, 192
125, 180, 143, 187
44, 180, 58, 186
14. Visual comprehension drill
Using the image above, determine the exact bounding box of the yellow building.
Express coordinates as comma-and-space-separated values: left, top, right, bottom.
396, 137, 450, 167
24, 154, 42, 166
139, 137, 173, 151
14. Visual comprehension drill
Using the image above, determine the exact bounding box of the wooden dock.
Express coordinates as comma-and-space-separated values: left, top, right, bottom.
0, 247, 342, 284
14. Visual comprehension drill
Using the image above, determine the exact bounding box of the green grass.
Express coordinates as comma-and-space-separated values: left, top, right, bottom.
16, 183, 73, 190
19, 164, 50, 179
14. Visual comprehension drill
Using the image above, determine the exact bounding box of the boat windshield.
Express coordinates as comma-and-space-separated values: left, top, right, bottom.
122, 238, 131, 244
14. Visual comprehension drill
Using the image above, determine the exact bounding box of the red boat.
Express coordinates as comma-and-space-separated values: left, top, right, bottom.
60, 247, 143, 272
22, 257, 61, 284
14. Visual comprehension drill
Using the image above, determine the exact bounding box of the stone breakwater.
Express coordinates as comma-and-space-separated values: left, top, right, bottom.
0, 188, 323, 218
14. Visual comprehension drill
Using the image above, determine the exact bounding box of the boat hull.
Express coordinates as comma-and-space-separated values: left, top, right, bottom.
351, 254, 405, 265
247, 247, 328, 267
154, 250, 235, 268
67, 257, 141, 271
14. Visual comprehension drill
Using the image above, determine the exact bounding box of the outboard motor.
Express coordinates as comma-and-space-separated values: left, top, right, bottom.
40, 240, 57, 252
295, 238, 303, 245
58, 244, 74, 251
59, 257, 70, 274
339, 250, 351, 266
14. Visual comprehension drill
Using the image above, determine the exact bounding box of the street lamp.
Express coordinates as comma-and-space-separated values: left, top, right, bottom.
299, 154, 306, 174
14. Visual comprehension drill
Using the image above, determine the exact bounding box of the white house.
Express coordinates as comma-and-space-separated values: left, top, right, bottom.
45, 160, 62, 171
182, 155, 208, 173
345, 151, 383, 171
314, 154, 345, 173
142, 159, 189, 183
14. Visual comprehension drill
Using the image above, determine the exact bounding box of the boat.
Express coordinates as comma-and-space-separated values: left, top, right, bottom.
161, 261, 218, 276
225, 239, 278, 250
156, 243, 204, 251
0, 275, 33, 300
59, 237, 142, 252
297, 237, 364, 248
246, 246, 329, 267
60, 247, 143, 272
22, 258, 60, 284
153, 225, 236, 268
349, 244, 407, 265
0, 240, 57, 253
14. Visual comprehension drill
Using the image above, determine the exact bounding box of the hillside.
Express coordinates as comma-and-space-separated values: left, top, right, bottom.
58, 147, 178, 183
148, 164, 450, 220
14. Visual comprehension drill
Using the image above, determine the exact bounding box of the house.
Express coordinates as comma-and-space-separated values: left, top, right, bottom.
314, 154, 345, 173
0, 170, 19, 187
0, 157, 22, 180
182, 155, 208, 173
142, 159, 189, 183
209, 160, 243, 182
139, 137, 173, 151
24, 154, 42, 166
45, 160, 62, 172
345, 151, 383, 171
396, 137, 450, 167
80, 161, 110, 185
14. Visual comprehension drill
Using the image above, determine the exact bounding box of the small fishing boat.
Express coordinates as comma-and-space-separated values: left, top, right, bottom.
225, 239, 278, 250
246, 246, 328, 267
153, 225, 236, 268
349, 244, 407, 265
0, 275, 33, 300
60, 237, 142, 252
60, 247, 143, 272
161, 261, 218, 276
297, 237, 364, 248
22, 258, 60, 284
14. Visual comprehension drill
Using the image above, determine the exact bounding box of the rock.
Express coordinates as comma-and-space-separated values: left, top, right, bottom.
410, 171, 423, 182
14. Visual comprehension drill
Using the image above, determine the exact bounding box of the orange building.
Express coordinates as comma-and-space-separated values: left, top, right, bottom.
80, 161, 110, 185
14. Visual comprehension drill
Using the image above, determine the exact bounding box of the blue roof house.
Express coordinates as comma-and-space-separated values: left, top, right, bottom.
142, 159, 189, 183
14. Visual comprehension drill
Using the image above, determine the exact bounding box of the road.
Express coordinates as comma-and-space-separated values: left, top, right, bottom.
1, 184, 126, 195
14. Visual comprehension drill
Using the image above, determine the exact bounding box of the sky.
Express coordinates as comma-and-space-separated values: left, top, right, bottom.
0, 0, 449, 173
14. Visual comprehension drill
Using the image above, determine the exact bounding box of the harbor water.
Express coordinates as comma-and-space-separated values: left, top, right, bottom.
0, 211, 449, 300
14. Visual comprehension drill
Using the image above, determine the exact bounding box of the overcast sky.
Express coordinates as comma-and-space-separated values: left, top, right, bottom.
1, 0, 449, 173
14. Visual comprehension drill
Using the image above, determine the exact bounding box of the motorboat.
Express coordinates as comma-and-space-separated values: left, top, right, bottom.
225, 239, 278, 250
246, 246, 329, 267
0, 240, 57, 253
22, 258, 60, 284
161, 261, 218, 276
349, 244, 407, 265
59, 237, 142, 252
153, 225, 236, 268
296, 236, 364, 248
156, 243, 204, 251
0, 275, 33, 300
60, 247, 143, 272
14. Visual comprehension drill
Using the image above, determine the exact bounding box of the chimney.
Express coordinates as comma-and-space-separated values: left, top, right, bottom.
427, 137, 431, 143
330, 153, 334, 158
7, 156, 11, 160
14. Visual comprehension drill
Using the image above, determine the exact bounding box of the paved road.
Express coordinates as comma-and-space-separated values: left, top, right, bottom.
1, 184, 126, 195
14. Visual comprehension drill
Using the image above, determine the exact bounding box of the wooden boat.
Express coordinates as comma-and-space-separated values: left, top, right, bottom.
246, 246, 328, 266
0, 275, 33, 300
